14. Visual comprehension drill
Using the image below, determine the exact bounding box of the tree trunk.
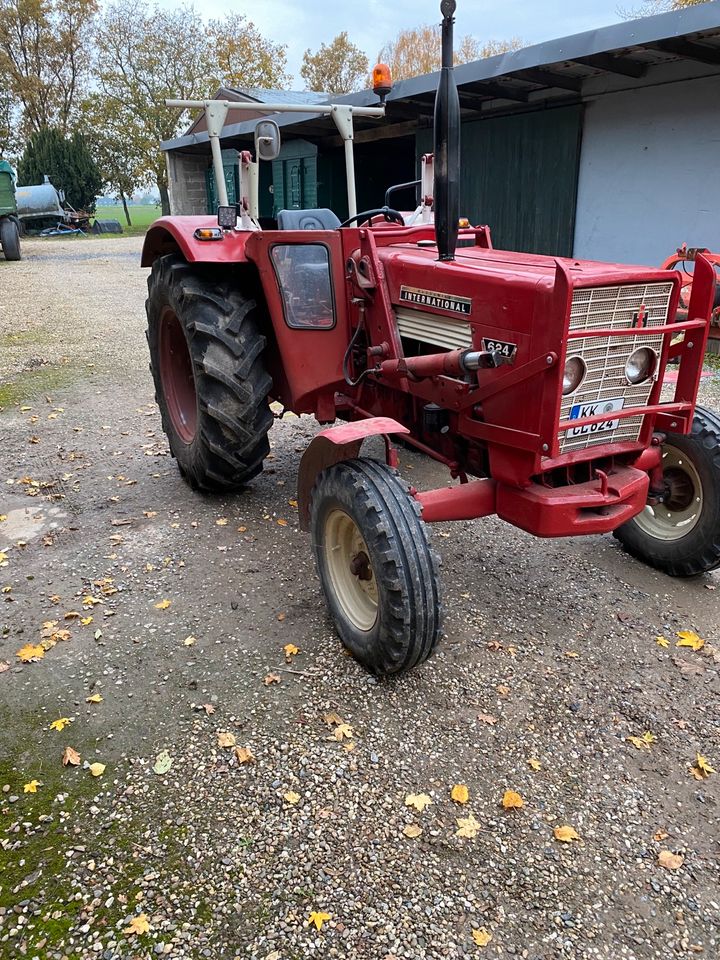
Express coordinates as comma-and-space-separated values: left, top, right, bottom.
120, 190, 132, 226
159, 183, 170, 216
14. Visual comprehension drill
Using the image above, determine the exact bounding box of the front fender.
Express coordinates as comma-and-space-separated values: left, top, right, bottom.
141, 217, 253, 267
297, 418, 410, 530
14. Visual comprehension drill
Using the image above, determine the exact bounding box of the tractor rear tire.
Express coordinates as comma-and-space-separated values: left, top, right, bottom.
310, 457, 443, 675
613, 405, 720, 576
1, 219, 21, 261
146, 254, 273, 492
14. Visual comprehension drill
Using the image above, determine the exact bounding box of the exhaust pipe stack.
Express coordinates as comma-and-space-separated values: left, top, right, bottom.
434, 0, 461, 262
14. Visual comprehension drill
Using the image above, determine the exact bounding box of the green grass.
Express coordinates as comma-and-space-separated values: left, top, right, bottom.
96, 203, 161, 236
0, 361, 81, 409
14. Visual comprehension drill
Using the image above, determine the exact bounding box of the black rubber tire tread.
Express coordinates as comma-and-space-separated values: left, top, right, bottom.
310, 457, 443, 675
146, 254, 273, 492
0, 218, 21, 261
613, 405, 720, 576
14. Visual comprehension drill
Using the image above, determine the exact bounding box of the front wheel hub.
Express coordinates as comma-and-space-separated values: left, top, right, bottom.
635, 443, 703, 541
324, 509, 378, 631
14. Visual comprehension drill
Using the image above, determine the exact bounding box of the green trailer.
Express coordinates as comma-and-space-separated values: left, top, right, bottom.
0, 159, 22, 261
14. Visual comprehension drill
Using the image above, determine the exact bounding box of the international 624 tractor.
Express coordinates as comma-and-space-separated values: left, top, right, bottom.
142, 1, 720, 675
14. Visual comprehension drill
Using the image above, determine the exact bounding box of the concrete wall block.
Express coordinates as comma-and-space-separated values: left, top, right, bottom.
574, 76, 720, 265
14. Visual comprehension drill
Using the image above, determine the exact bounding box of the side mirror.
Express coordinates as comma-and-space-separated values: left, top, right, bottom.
254, 119, 281, 161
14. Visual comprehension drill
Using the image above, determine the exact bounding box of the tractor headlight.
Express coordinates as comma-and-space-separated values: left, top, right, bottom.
562, 355, 587, 395
625, 346, 657, 385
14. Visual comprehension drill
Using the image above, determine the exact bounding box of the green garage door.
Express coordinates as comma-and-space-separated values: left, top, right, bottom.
418, 104, 582, 257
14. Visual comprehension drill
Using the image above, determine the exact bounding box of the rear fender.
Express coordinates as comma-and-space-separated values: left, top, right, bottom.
297, 418, 409, 530
141, 217, 253, 267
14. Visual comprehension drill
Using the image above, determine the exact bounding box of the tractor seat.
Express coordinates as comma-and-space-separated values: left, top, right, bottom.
277, 208, 341, 231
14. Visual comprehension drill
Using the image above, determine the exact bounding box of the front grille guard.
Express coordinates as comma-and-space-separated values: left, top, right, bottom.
550, 255, 715, 460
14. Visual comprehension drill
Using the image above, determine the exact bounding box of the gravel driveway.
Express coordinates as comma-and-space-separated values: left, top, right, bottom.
1, 237, 719, 960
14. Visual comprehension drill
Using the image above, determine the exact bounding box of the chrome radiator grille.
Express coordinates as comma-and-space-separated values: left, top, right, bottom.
558, 283, 673, 453
395, 307, 472, 351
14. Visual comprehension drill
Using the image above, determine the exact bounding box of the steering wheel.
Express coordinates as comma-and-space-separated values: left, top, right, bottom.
340, 206, 405, 228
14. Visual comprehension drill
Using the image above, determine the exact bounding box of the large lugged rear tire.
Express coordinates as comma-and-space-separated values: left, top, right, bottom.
1, 218, 21, 261
146, 254, 273, 492
310, 457, 443, 675
613, 405, 720, 576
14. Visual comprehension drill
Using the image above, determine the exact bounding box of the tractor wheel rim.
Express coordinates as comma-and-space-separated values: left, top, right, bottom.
634, 443, 703, 541
324, 509, 378, 631
158, 307, 197, 444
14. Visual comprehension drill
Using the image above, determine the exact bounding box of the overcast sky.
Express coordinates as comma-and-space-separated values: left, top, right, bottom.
192, 0, 640, 82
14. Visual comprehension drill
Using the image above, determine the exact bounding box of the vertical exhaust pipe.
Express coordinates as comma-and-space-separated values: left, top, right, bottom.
434, 0, 460, 261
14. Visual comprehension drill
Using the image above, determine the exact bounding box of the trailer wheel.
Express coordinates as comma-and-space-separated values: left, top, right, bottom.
146, 255, 273, 492
614, 405, 720, 576
310, 457, 443, 675
1, 218, 21, 261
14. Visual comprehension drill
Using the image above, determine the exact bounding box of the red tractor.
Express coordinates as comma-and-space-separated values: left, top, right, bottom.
142, 1, 720, 676
661, 244, 720, 348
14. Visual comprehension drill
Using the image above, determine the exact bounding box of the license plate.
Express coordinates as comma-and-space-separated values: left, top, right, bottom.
568, 397, 625, 437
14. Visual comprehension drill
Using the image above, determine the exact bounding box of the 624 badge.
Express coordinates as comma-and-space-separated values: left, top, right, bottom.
481, 338, 517, 362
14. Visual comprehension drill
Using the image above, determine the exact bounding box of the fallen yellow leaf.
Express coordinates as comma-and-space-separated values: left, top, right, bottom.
527, 758, 541, 771
653, 829, 669, 841
308, 910, 331, 931
553, 825, 580, 843
655, 635, 670, 648
456, 814, 481, 838
405, 792, 433, 812
86, 693, 103, 703
124, 913, 151, 936
451, 783, 469, 805
235, 746, 255, 764
502, 789, 524, 810
16, 643, 45, 662
154, 599, 171, 610
182, 636, 196, 646
676, 630, 704, 652
402, 823, 423, 839
23, 780, 41, 793
472, 927, 493, 947
80, 616, 93, 626
284, 790, 301, 805
283, 643, 300, 659
277, 518, 288, 527
83, 595, 103, 606
627, 731, 656, 750
691, 753, 715, 779
49, 717, 73, 732
658, 850, 683, 871
217, 732, 236, 749
62, 746, 81, 766
333, 723, 353, 741
215, 518, 228, 526
88, 762, 106, 777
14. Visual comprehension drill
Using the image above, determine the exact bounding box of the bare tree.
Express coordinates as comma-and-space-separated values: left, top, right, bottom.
378, 24, 522, 81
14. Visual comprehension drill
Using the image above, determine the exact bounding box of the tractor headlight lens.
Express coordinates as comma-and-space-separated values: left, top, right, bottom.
625, 346, 657, 385
563, 355, 587, 395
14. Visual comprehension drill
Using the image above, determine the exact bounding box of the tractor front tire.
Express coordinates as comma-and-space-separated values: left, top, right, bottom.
1, 218, 21, 261
146, 255, 273, 492
613, 405, 720, 576
310, 457, 443, 675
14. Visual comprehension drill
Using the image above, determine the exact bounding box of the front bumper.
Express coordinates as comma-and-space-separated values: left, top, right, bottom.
495, 465, 649, 537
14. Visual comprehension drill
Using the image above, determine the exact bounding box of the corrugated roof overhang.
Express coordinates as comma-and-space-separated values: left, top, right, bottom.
162, 0, 720, 154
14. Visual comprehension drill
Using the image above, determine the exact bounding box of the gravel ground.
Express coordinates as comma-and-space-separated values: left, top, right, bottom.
1, 238, 719, 960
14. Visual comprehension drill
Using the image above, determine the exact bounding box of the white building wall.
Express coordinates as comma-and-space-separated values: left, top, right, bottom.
573, 76, 720, 266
